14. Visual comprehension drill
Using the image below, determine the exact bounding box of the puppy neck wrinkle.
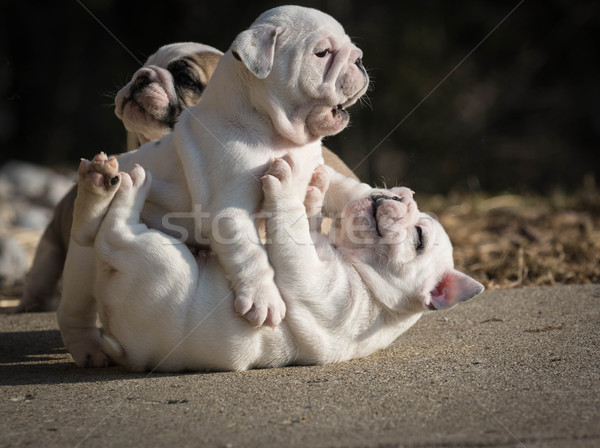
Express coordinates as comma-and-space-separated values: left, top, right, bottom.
243, 71, 315, 147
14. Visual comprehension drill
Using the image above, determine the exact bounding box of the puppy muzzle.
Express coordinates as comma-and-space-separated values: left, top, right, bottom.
325, 44, 360, 80
129, 66, 173, 96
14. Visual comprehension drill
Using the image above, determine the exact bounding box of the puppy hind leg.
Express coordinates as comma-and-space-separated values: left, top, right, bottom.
71, 153, 121, 247
106, 165, 151, 226
58, 243, 109, 368
95, 165, 152, 253
304, 164, 330, 233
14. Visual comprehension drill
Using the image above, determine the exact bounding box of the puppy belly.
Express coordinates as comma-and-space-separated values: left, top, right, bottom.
97, 254, 292, 372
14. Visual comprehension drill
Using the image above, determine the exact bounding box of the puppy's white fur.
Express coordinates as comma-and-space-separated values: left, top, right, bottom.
73, 153, 482, 372
58, 6, 371, 367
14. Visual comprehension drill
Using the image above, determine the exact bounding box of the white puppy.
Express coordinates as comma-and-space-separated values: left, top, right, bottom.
17, 42, 222, 312
70, 154, 483, 372
58, 6, 370, 367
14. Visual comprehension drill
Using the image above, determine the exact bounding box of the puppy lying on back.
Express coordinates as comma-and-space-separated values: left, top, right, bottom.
70, 153, 483, 372
17, 43, 222, 312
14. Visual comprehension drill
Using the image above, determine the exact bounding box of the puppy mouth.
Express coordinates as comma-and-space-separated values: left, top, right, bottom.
121, 87, 182, 130
331, 86, 366, 121
331, 104, 349, 120
371, 196, 382, 237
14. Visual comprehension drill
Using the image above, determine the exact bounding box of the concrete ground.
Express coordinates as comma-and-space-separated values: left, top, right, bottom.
1, 284, 599, 448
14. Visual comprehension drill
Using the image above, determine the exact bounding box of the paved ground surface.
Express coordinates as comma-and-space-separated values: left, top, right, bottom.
1, 284, 599, 448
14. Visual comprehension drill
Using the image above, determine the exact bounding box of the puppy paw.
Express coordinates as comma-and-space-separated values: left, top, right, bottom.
78, 152, 121, 197
69, 338, 110, 368
262, 155, 293, 188
72, 153, 123, 246
234, 281, 286, 328
262, 154, 304, 210
304, 164, 329, 217
113, 164, 151, 206
96, 164, 153, 237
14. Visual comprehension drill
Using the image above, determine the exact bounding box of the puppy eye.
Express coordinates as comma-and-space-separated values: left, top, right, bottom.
168, 60, 201, 91
315, 49, 330, 58
174, 72, 196, 88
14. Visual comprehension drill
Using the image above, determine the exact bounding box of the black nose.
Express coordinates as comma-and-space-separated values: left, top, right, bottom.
355, 58, 363, 68
131, 75, 150, 93
371, 194, 402, 204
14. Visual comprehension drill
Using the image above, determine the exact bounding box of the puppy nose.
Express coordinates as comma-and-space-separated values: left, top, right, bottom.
355, 57, 363, 68
371, 194, 399, 203
133, 75, 150, 90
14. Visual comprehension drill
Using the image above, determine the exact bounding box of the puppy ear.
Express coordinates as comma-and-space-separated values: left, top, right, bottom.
231, 25, 283, 79
427, 269, 484, 310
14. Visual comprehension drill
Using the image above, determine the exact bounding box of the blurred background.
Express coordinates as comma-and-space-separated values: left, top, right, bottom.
1, 0, 599, 194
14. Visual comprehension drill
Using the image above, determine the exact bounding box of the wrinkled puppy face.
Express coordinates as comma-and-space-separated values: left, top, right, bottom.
115, 42, 223, 144
338, 187, 484, 314
231, 6, 369, 145
291, 12, 368, 138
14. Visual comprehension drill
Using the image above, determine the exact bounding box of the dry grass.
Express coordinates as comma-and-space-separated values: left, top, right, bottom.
419, 178, 600, 289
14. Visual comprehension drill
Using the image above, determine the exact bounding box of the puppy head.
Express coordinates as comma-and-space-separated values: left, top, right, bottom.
230, 6, 369, 145
337, 187, 484, 314
115, 42, 223, 145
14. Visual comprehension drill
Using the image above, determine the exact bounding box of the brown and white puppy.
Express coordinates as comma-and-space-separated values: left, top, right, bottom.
115, 42, 223, 150
17, 43, 222, 312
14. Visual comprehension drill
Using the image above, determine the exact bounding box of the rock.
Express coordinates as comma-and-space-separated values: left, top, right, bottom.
0, 174, 13, 201
13, 203, 52, 230
0, 161, 48, 201
46, 176, 75, 206
0, 160, 76, 206
0, 235, 27, 287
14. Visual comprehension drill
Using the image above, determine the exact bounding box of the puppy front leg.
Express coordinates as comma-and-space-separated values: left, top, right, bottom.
208, 206, 285, 329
